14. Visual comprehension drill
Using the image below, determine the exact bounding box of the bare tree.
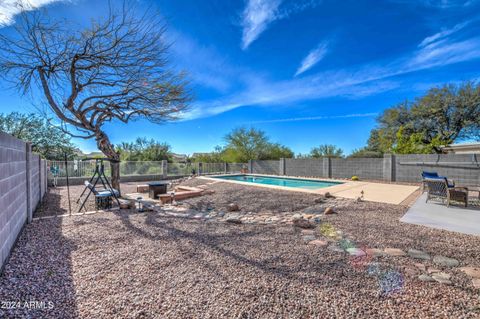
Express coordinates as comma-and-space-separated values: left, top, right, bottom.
0, 2, 190, 193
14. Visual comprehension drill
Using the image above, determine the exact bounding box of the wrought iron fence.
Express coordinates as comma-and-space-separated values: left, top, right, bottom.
48, 160, 248, 179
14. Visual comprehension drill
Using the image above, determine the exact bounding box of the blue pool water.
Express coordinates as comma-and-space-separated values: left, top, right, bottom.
213, 175, 342, 189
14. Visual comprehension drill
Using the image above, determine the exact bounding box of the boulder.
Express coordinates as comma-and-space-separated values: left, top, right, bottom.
418, 274, 435, 282
431, 272, 452, 284
408, 249, 431, 260
293, 218, 315, 229
314, 197, 326, 204
433, 255, 460, 268
308, 239, 328, 247
459, 267, 480, 279
324, 207, 336, 215
324, 192, 335, 199
226, 216, 242, 224
227, 203, 240, 212
383, 248, 407, 257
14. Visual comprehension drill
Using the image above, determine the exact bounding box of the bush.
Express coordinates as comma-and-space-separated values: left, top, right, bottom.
351, 176, 359, 181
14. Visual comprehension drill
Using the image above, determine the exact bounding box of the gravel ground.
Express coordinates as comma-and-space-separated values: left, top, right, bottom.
2, 178, 479, 318
34, 182, 141, 218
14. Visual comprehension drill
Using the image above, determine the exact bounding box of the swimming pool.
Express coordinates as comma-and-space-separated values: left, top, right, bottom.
213, 174, 343, 190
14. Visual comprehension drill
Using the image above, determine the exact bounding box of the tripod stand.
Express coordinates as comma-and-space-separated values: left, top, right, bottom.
77, 158, 121, 212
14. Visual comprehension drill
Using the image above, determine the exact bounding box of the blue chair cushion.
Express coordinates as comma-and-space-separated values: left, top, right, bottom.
97, 189, 120, 197
422, 174, 455, 188
422, 171, 439, 179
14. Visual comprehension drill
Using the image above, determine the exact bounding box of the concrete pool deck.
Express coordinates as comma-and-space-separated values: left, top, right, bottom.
201, 175, 419, 205
401, 193, 480, 235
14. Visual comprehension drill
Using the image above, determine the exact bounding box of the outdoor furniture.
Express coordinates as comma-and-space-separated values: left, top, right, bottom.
424, 178, 468, 207
421, 171, 455, 191
84, 181, 120, 210
147, 181, 169, 199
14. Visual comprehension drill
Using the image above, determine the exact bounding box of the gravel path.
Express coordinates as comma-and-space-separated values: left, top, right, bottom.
1, 178, 479, 318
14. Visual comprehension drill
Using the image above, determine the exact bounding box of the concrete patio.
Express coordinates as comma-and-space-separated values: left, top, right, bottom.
401, 193, 480, 235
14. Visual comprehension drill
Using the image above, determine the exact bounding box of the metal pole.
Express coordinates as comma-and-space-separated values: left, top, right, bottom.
64, 153, 72, 216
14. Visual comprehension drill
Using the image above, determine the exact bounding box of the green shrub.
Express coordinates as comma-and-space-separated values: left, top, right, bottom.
351, 176, 359, 181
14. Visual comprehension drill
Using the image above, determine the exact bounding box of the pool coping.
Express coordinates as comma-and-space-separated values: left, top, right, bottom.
200, 174, 364, 195
199, 173, 420, 205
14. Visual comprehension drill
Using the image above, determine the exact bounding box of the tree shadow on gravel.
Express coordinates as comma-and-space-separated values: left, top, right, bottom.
113, 210, 351, 285
0, 217, 78, 318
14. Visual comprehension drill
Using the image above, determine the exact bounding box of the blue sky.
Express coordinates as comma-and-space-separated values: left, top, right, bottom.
1, 0, 480, 155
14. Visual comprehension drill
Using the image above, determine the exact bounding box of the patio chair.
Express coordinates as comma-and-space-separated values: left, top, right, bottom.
424, 178, 468, 207
421, 171, 455, 191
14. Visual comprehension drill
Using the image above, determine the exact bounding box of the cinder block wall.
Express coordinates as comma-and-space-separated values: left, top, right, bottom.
395, 154, 480, 186
0, 132, 47, 272
331, 158, 384, 180
252, 160, 279, 175
251, 155, 479, 184
285, 158, 326, 177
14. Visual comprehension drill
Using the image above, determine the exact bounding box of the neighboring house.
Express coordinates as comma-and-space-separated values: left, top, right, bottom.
442, 143, 480, 154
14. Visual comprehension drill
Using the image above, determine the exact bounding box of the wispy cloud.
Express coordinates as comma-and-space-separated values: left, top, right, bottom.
183, 28, 480, 121
240, 0, 322, 50
295, 41, 329, 76
247, 112, 378, 124
0, 0, 67, 27
419, 20, 472, 48
390, 0, 477, 9
241, 0, 282, 50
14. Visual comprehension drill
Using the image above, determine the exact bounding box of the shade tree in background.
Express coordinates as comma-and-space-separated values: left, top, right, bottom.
309, 144, 344, 158
116, 137, 172, 162
358, 81, 480, 155
0, 112, 77, 159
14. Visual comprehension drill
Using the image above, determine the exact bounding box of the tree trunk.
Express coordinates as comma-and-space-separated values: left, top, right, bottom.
96, 130, 121, 194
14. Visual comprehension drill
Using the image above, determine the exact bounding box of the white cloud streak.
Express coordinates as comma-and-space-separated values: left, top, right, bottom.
240, 0, 322, 50
295, 41, 329, 76
241, 0, 281, 50
0, 0, 66, 26
247, 112, 378, 124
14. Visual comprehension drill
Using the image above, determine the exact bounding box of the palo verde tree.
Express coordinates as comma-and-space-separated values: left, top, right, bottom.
0, 3, 190, 192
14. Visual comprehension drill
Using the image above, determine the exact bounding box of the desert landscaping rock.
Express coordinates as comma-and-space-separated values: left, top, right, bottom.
345, 247, 366, 257
459, 266, 480, 278
432, 272, 452, 285
227, 203, 240, 212
433, 255, 460, 267
427, 268, 441, 274
418, 274, 435, 282
293, 218, 315, 229
308, 239, 328, 247
408, 249, 431, 260
324, 207, 336, 215
302, 235, 316, 243
384, 248, 407, 257
365, 248, 384, 257
473, 279, 480, 289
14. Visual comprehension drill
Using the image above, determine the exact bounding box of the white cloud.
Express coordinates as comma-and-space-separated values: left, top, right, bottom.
419, 21, 472, 48
390, 0, 477, 8
240, 0, 322, 50
0, 0, 66, 26
241, 0, 282, 50
295, 41, 329, 76
247, 112, 378, 124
